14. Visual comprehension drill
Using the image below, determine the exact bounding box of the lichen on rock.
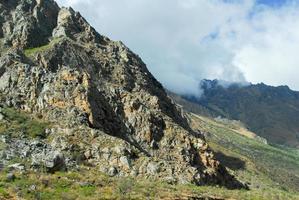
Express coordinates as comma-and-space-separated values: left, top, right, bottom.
0, 0, 246, 189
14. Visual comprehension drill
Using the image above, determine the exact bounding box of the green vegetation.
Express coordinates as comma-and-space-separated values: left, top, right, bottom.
0, 39, 9, 56
0, 168, 298, 200
0, 107, 50, 138
190, 114, 299, 193
24, 38, 62, 57
0, 107, 298, 199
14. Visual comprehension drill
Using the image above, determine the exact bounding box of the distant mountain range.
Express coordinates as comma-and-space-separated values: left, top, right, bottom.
169, 80, 299, 148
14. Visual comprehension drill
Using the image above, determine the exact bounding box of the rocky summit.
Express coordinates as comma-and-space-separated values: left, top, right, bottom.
0, 0, 244, 188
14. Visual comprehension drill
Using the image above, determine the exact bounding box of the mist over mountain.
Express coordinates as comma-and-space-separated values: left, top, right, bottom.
1, 0, 299, 199
56, 0, 299, 95
171, 79, 299, 148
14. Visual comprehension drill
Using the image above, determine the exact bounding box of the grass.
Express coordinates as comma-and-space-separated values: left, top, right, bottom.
0, 107, 298, 199
0, 187, 10, 199
0, 107, 50, 139
24, 38, 62, 57
0, 39, 9, 56
0, 168, 298, 200
189, 113, 299, 193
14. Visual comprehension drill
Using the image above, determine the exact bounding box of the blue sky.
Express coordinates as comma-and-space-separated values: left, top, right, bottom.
57, 0, 299, 94
257, 0, 287, 6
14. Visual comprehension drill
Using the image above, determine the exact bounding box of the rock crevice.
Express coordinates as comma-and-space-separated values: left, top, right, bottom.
0, 0, 245, 189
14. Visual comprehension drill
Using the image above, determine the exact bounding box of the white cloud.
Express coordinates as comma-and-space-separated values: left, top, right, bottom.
56, 0, 299, 94
229, 3, 299, 90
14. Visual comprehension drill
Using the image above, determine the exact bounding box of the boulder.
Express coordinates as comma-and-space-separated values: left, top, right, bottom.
147, 162, 160, 175
8, 163, 25, 171
31, 151, 66, 173
119, 156, 131, 169
6, 173, 16, 182
108, 166, 118, 177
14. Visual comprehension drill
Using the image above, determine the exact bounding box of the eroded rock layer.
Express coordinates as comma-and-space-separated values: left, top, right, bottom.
0, 0, 244, 188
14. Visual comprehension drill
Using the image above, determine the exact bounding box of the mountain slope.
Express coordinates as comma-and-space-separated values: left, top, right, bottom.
1, 107, 298, 200
175, 80, 299, 148
187, 113, 299, 193
0, 0, 244, 190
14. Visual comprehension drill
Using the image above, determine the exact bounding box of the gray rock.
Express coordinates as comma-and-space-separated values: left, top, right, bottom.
8, 163, 25, 171
130, 169, 138, 177
44, 152, 66, 173
0, 72, 11, 91
21, 150, 30, 158
84, 150, 92, 160
45, 129, 52, 136
119, 156, 131, 169
29, 184, 37, 191
78, 182, 94, 187
99, 166, 108, 174
0, 0, 59, 48
178, 176, 190, 185
6, 173, 16, 182
114, 145, 126, 154
163, 176, 177, 185
102, 148, 112, 160
31, 151, 66, 173
108, 166, 118, 177
51, 136, 69, 151
0, 113, 4, 121
91, 129, 99, 138
147, 162, 160, 175
0, 135, 9, 143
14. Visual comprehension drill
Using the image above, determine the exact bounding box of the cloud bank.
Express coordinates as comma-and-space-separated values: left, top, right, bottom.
56, 0, 299, 95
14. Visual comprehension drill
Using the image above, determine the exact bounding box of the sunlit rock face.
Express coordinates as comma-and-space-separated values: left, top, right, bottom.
0, 0, 245, 189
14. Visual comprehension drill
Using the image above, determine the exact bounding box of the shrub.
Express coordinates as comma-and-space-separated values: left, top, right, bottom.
0, 107, 50, 139
117, 178, 134, 199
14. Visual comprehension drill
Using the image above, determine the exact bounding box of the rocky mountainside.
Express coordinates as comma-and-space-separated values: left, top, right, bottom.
173, 79, 299, 148
0, 0, 244, 188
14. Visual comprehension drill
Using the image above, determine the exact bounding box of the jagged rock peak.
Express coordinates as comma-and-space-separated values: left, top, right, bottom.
0, 0, 246, 188
52, 6, 108, 45
0, 0, 108, 48
0, 0, 60, 48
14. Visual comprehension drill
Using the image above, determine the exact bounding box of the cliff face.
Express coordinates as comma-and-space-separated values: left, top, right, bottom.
0, 0, 244, 188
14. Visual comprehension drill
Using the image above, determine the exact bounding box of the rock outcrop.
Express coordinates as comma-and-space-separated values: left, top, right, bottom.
0, 0, 245, 188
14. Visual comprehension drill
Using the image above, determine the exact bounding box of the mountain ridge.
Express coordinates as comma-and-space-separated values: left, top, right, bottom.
0, 0, 244, 189
171, 79, 299, 148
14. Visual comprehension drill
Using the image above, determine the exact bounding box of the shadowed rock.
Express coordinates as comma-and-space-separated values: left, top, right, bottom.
0, 0, 246, 189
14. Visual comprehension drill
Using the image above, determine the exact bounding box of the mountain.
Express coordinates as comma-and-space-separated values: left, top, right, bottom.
171, 79, 299, 148
1, 1, 299, 199
0, 0, 246, 194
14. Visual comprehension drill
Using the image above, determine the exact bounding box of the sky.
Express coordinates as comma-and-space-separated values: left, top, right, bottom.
56, 0, 299, 95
